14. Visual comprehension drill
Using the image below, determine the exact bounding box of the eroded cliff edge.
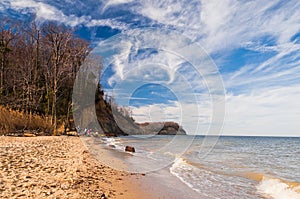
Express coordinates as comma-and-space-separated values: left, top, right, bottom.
94, 89, 186, 136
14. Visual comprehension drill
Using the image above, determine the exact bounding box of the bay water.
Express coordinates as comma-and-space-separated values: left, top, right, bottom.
88, 135, 300, 199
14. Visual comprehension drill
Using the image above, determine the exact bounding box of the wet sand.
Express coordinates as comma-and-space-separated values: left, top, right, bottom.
0, 136, 153, 199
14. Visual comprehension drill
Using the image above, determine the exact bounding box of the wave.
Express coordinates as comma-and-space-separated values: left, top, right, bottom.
256, 176, 300, 199
239, 171, 300, 198
170, 158, 300, 199
170, 157, 202, 193
235, 172, 300, 199
169, 158, 255, 198
101, 137, 124, 151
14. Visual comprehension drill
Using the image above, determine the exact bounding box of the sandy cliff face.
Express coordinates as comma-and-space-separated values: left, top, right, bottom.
95, 90, 129, 136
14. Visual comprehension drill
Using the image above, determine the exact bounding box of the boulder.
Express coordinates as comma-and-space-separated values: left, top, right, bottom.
125, 146, 135, 153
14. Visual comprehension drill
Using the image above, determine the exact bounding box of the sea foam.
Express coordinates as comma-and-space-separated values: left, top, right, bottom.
101, 137, 124, 151
170, 158, 202, 193
257, 176, 300, 199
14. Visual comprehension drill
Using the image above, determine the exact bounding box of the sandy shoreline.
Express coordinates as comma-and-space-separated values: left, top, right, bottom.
0, 136, 153, 199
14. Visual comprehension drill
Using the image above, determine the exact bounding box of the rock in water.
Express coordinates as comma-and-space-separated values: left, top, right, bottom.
125, 146, 135, 153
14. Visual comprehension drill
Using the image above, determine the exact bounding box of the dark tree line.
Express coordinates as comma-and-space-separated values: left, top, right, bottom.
0, 17, 90, 131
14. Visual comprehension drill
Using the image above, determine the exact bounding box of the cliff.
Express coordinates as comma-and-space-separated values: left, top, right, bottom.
95, 89, 186, 136
95, 89, 129, 136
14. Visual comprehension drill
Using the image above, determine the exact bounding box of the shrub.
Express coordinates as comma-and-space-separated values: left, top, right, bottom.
0, 106, 52, 135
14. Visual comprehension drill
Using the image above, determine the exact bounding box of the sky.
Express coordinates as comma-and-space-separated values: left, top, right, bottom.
1, 0, 300, 136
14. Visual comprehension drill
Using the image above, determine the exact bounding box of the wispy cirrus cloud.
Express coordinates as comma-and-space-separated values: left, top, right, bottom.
0, 1, 9, 11
100, 0, 300, 51
225, 43, 300, 91
6, 0, 128, 29
97, 0, 300, 88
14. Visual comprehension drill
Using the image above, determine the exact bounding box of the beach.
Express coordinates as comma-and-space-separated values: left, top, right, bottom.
0, 136, 152, 199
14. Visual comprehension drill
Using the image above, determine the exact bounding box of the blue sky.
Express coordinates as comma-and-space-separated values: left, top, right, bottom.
1, 0, 300, 136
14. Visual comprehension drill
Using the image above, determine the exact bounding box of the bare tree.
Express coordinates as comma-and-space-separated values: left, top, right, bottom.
0, 17, 91, 133
41, 22, 71, 131
41, 22, 90, 131
0, 18, 18, 97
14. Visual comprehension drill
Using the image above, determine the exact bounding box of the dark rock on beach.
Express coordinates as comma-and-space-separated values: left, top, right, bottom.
125, 146, 135, 153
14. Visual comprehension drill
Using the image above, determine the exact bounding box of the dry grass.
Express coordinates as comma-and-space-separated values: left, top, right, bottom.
0, 106, 52, 135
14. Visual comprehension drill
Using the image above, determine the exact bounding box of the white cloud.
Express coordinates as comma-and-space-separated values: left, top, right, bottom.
111, 0, 300, 61
100, 0, 293, 52
11, 0, 72, 22
199, 0, 300, 52
103, 0, 135, 11
100, 27, 225, 96
8, 0, 128, 29
112, 40, 133, 81
8, 0, 300, 55
86, 18, 128, 29
0, 1, 9, 11
225, 42, 300, 90
224, 85, 300, 136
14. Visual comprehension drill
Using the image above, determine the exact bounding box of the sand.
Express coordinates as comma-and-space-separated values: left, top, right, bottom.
0, 136, 153, 199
